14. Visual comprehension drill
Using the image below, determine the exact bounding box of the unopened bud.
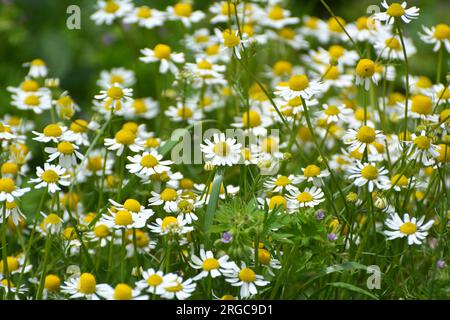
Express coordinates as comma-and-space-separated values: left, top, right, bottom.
346, 192, 358, 203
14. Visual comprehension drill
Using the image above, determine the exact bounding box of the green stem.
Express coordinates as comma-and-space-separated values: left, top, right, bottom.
395, 21, 410, 145
35, 235, 51, 300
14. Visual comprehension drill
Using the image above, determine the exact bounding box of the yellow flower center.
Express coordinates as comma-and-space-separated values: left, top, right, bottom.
304, 164, 321, 177
278, 27, 295, 39
197, 60, 212, 70
1, 162, 18, 176
161, 216, 179, 230
106, 86, 124, 100
0, 256, 20, 273
387, 3, 405, 17
87, 156, 102, 171
44, 213, 61, 225
221, 2, 236, 15
31, 58, 45, 66
94, 224, 110, 238
202, 258, 220, 271
70, 119, 88, 133
165, 281, 183, 292
132, 99, 147, 114
273, 60, 292, 76
160, 188, 178, 201
242, 110, 262, 128
269, 195, 287, 209
361, 165, 379, 180
416, 76, 433, 89
44, 274, 61, 292
174, 3, 192, 17
411, 95, 432, 115
391, 174, 409, 187
328, 45, 345, 59
123, 199, 141, 212
288, 75, 309, 91
42, 170, 59, 183
324, 66, 340, 80
399, 222, 417, 235
0, 178, 15, 193
268, 5, 284, 20
223, 30, 240, 48
136, 6, 152, 19
440, 109, 450, 124
388, 92, 405, 105
24, 94, 40, 106
43, 124, 62, 137
206, 44, 220, 55
238, 267, 256, 283
115, 129, 136, 145
305, 17, 318, 29
213, 141, 230, 157
147, 274, 163, 287
21, 79, 39, 92
154, 44, 172, 60
356, 16, 375, 30
385, 37, 401, 50
221, 295, 235, 300
115, 210, 133, 226
114, 284, 132, 300
140, 154, 158, 168
356, 126, 376, 143
414, 136, 431, 149
258, 249, 271, 265
434, 24, 450, 40
63, 227, 77, 240
438, 88, 450, 100
328, 16, 346, 33
297, 192, 313, 203
57, 141, 75, 154
356, 59, 375, 77
176, 106, 193, 119
78, 273, 96, 294
437, 144, 450, 163
325, 105, 340, 116
275, 175, 291, 187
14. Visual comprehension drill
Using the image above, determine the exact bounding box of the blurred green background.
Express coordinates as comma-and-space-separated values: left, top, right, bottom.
1, 0, 449, 114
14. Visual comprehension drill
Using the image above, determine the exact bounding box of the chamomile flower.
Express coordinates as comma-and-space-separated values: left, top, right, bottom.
408, 131, 440, 166
30, 163, 71, 194
263, 174, 301, 193
384, 212, 434, 245
261, 5, 300, 28
0, 178, 30, 202
140, 44, 185, 74
97, 67, 136, 89
223, 262, 269, 299
355, 58, 378, 91
232, 109, 273, 136
0, 255, 32, 277
274, 74, 325, 100
44, 140, 83, 168
165, 101, 202, 123
94, 83, 133, 113
374, 1, 420, 25
317, 103, 353, 124
124, 97, 159, 120
123, 6, 165, 29
24, 58, 48, 78
200, 133, 242, 167
32, 124, 74, 144
390, 174, 415, 191
166, 2, 205, 28
61, 273, 104, 300
108, 198, 154, 223
374, 33, 416, 61
104, 128, 144, 156
100, 206, 150, 230
126, 150, 173, 177
148, 188, 181, 213
161, 276, 197, 300
148, 215, 193, 236
90, 0, 133, 25
420, 24, 450, 53
348, 161, 390, 192
343, 125, 385, 154
216, 28, 248, 60
136, 269, 178, 296
190, 248, 234, 280
38, 212, 63, 235
97, 283, 146, 300
11, 90, 52, 114
300, 164, 330, 186
287, 186, 325, 209
1, 201, 26, 226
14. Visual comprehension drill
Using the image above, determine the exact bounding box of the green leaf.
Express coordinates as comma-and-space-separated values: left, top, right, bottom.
203, 167, 224, 247
327, 282, 379, 300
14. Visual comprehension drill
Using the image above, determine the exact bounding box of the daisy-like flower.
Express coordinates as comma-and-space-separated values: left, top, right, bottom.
384, 212, 434, 245
431, 84, 450, 106
126, 150, 173, 177
11, 90, 52, 114
405, 94, 437, 121
123, 5, 165, 29
100, 206, 150, 230
232, 109, 274, 136
161, 276, 197, 300
257, 195, 289, 211
165, 101, 202, 124
32, 123, 74, 144
124, 97, 159, 120
108, 198, 154, 225
94, 83, 133, 113
348, 161, 390, 192
374, 33, 416, 61
97, 67, 136, 89
260, 5, 300, 29
317, 103, 353, 124
190, 248, 235, 280
148, 215, 193, 236
1, 201, 26, 226
223, 262, 269, 299
390, 174, 415, 191
374, 1, 419, 25
148, 187, 181, 212
140, 44, 185, 74
216, 28, 248, 60
166, 2, 205, 28
90, 0, 133, 25
263, 174, 301, 193
355, 58, 378, 91
274, 74, 325, 100
266, 27, 308, 50
61, 273, 104, 300
343, 125, 385, 154
44, 140, 84, 168
408, 131, 440, 166
97, 283, 146, 300
300, 164, 330, 186
0, 178, 30, 202
420, 23, 450, 53
184, 58, 226, 86
0, 255, 32, 277
30, 163, 71, 194
200, 133, 242, 167
23, 58, 48, 78
287, 186, 325, 209
104, 128, 144, 156
136, 269, 178, 296
38, 212, 63, 235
